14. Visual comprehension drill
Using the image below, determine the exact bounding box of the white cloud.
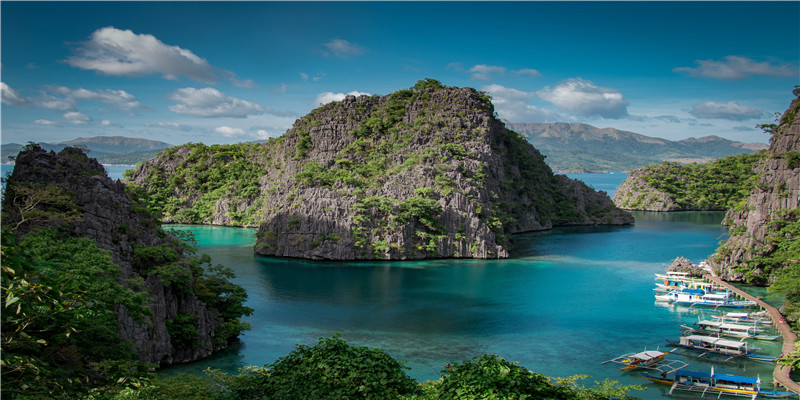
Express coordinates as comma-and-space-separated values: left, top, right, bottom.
63, 111, 91, 125
167, 87, 264, 118
323, 39, 365, 58
538, 78, 629, 119
66, 27, 217, 83
1, 82, 32, 107
313, 90, 370, 106
214, 126, 246, 137
689, 101, 763, 120
674, 55, 798, 80
53, 86, 144, 111
2, 82, 145, 112
514, 68, 542, 78
469, 64, 507, 81
34, 119, 60, 126
482, 84, 560, 122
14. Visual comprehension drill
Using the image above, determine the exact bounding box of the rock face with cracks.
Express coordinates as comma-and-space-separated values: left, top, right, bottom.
710, 94, 800, 282
4, 145, 243, 365
130, 81, 633, 260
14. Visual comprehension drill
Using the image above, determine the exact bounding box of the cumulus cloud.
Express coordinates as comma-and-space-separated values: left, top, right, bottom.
63, 111, 91, 125
52, 86, 144, 111
2, 82, 144, 112
167, 87, 264, 118
538, 78, 629, 119
514, 68, 542, 78
1, 82, 32, 107
689, 101, 763, 120
323, 39, 365, 58
482, 84, 560, 122
65, 27, 217, 83
214, 126, 246, 137
470, 65, 507, 81
674, 55, 798, 80
313, 90, 370, 106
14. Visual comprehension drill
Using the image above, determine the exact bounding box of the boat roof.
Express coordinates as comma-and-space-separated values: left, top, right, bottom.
633, 350, 664, 359
684, 335, 748, 349
679, 288, 705, 295
677, 370, 711, 379
698, 320, 756, 331
713, 373, 760, 385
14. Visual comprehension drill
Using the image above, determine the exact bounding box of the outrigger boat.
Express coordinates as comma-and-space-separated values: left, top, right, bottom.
642, 366, 799, 399
602, 348, 688, 371
666, 335, 777, 362
655, 271, 707, 284
655, 288, 757, 308
712, 311, 772, 326
681, 320, 780, 341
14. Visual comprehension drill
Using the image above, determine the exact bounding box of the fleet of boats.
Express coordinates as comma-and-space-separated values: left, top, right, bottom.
600, 267, 797, 399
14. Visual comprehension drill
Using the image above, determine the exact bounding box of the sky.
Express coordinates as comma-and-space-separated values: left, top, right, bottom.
1, 1, 798, 146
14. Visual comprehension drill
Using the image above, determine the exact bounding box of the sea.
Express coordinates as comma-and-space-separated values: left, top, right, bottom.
0, 165, 786, 398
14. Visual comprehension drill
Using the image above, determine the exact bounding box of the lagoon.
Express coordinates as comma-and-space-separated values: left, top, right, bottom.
160, 173, 784, 399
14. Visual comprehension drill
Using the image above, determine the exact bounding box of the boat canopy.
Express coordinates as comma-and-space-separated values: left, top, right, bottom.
713, 373, 760, 385
684, 335, 748, 349
677, 370, 712, 379
632, 351, 663, 359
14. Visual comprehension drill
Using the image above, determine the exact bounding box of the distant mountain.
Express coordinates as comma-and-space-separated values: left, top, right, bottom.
506, 122, 768, 172
2, 136, 172, 164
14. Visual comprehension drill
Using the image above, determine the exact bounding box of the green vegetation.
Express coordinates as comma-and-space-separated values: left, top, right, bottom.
1, 228, 151, 398
68, 335, 642, 400
616, 152, 764, 211
128, 142, 272, 226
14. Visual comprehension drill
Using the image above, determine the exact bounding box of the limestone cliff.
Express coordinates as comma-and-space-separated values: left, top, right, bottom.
2, 145, 248, 365
709, 94, 800, 282
130, 81, 633, 260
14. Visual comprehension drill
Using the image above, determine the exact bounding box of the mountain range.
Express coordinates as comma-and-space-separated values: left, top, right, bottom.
1, 124, 767, 171
1, 136, 172, 164
506, 122, 767, 172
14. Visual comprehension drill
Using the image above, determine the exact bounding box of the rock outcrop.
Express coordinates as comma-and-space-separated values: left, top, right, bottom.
613, 172, 679, 211
709, 94, 800, 281
130, 81, 633, 260
3, 145, 242, 365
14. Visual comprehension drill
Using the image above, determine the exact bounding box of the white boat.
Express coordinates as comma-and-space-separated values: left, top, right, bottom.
666, 335, 777, 362
655, 288, 756, 308
712, 311, 772, 325
681, 320, 780, 341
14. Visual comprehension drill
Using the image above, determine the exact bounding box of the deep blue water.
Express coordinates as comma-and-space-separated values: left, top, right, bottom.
159, 173, 784, 399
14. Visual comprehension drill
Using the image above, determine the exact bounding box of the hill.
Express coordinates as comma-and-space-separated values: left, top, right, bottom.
129, 79, 633, 260
2, 136, 172, 164
506, 122, 767, 172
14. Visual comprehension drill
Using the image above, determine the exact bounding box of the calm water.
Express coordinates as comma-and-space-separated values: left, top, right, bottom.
160, 173, 784, 399
0, 165, 783, 398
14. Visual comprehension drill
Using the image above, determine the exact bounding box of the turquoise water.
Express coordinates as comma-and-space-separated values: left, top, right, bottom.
161, 209, 784, 398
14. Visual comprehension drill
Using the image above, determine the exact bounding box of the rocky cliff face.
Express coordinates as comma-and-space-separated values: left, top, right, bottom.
709, 95, 800, 281
130, 81, 633, 260
613, 171, 679, 211
3, 145, 236, 365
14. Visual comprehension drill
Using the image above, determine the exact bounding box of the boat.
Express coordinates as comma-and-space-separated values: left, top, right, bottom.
642, 366, 799, 398
655, 271, 706, 283
602, 348, 687, 371
655, 288, 757, 308
666, 335, 777, 362
712, 311, 773, 326
681, 320, 780, 341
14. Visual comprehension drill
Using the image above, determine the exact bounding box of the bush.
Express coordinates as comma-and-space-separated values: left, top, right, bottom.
251, 334, 420, 400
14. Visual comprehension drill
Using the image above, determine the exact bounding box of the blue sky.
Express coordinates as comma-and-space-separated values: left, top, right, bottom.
2, 1, 798, 146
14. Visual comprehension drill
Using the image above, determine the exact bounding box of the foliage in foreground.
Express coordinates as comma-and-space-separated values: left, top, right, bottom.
76, 335, 643, 400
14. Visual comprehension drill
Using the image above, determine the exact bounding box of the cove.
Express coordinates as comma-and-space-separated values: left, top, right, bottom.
159, 176, 784, 399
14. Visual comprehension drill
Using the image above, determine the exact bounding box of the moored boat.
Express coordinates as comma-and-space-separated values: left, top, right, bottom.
681, 320, 779, 341
642, 366, 798, 398
666, 335, 777, 362
602, 348, 687, 371
655, 288, 757, 308
712, 311, 773, 325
